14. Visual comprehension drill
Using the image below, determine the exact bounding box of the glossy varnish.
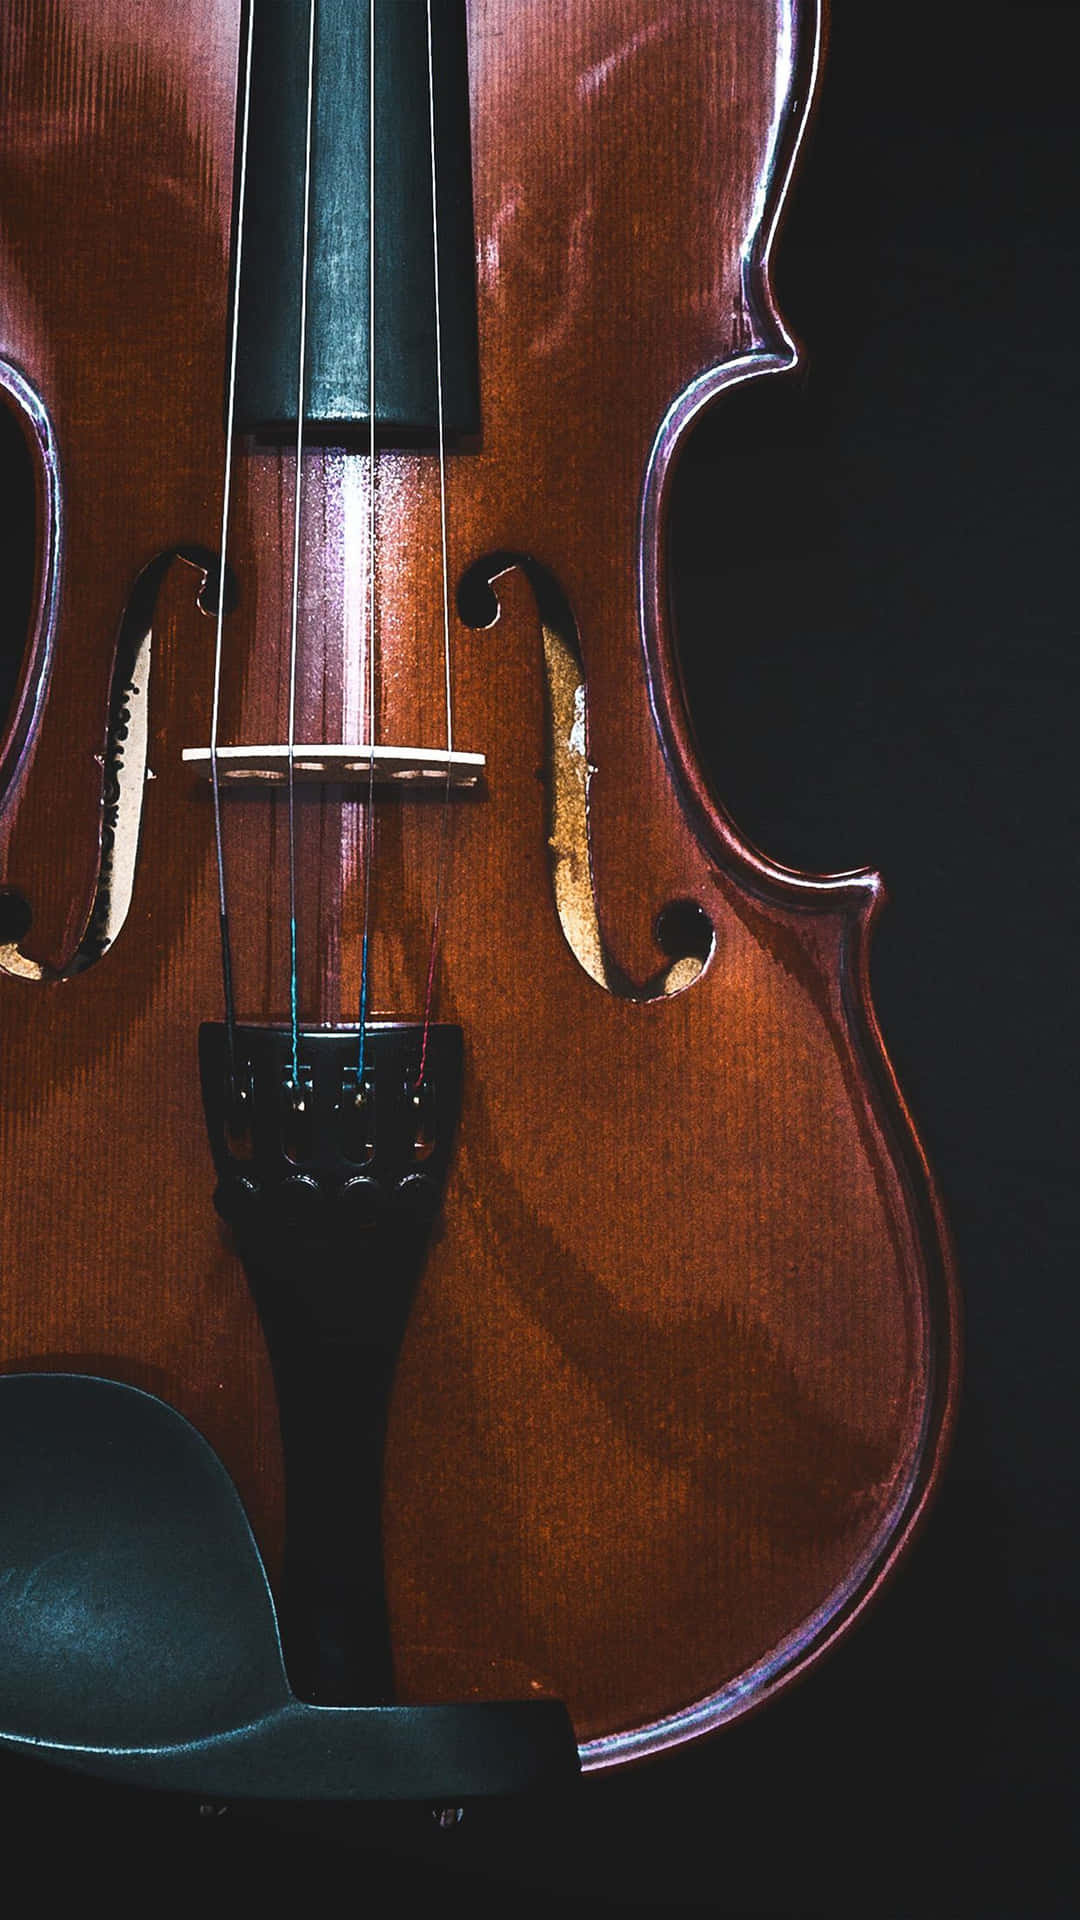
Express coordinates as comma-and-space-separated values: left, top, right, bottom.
0, 0, 957, 1763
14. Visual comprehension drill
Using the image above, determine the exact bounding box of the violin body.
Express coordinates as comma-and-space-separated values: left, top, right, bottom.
0, 0, 957, 1767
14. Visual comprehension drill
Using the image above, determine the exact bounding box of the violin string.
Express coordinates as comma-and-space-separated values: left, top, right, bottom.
356, 0, 377, 1085
210, 0, 256, 1102
286, 0, 318, 1091
415, 0, 454, 1092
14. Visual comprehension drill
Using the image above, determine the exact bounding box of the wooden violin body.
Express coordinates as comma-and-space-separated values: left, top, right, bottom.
0, 0, 957, 1767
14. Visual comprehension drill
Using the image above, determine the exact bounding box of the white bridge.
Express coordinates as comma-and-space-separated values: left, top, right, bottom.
182, 744, 486, 788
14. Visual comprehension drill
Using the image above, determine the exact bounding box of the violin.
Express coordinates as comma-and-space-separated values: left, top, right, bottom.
0, 0, 958, 1792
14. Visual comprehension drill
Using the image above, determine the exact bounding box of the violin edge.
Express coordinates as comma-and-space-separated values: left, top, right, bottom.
0, 357, 61, 833
577, 870, 961, 1769
576, 0, 961, 1767
639, 0, 854, 905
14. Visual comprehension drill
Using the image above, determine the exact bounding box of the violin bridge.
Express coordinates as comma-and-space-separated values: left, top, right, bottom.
182, 744, 485, 788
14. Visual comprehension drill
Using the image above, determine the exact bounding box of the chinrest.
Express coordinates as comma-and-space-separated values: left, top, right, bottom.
0, 1373, 577, 1800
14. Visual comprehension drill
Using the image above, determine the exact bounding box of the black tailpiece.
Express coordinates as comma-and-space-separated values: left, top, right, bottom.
200, 1021, 461, 1706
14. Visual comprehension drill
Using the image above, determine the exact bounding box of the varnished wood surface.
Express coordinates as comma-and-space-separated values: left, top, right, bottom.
0, 0, 957, 1762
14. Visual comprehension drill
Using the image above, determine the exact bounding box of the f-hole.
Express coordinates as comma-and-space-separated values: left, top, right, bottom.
459, 551, 716, 1001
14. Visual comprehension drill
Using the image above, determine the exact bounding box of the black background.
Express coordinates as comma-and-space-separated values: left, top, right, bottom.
3, 3, 1077, 1909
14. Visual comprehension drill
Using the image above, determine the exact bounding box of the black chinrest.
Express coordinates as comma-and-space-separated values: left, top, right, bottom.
0, 1373, 577, 1801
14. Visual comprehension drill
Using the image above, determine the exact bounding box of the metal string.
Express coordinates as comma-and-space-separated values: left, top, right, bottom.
356, 0, 377, 1085
210, 0, 257, 1101
286, 0, 319, 1091
415, 0, 455, 1092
